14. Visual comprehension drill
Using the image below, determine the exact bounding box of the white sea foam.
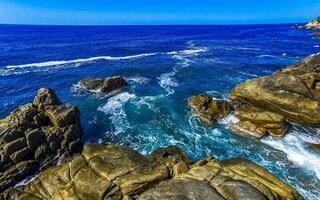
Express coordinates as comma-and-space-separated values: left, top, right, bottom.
257, 54, 277, 58
158, 71, 179, 95
261, 130, 320, 180
314, 45, 320, 48
126, 76, 151, 85
6, 53, 157, 69
98, 92, 136, 135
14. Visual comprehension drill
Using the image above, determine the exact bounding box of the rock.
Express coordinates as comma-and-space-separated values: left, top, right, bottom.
138, 177, 225, 200
188, 93, 230, 125
309, 143, 320, 153
0, 88, 82, 192
33, 88, 61, 111
80, 76, 128, 93
231, 53, 320, 127
299, 17, 320, 30
3, 144, 303, 200
313, 31, 320, 39
231, 105, 289, 139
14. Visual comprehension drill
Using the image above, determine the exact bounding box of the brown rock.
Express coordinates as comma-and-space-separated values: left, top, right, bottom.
0, 88, 82, 192
188, 93, 230, 125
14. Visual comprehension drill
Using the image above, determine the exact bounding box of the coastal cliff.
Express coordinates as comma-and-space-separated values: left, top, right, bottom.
0, 89, 303, 199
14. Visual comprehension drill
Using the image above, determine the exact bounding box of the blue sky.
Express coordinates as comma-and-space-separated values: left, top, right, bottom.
1, 0, 319, 25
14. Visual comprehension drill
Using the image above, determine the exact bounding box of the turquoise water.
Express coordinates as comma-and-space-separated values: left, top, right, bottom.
0, 24, 319, 199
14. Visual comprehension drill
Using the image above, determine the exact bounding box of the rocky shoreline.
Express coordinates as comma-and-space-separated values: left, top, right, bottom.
298, 17, 320, 30
189, 53, 320, 151
0, 87, 304, 199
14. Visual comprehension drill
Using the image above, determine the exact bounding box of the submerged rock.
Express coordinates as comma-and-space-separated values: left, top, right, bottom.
2, 144, 302, 200
188, 93, 230, 125
0, 88, 82, 192
313, 31, 320, 39
80, 76, 128, 93
298, 17, 320, 30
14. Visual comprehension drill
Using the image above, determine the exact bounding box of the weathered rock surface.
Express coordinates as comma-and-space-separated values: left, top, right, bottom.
0, 88, 82, 192
231, 105, 289, 139
2, 144, 302, 200
189, 53, 320, 139
231, 53, 320, 126
80, 76, 128, 93
188, 93, 230, 125
299, 17, 320, 30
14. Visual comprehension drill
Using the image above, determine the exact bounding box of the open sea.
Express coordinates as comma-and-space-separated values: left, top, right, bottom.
0, 24, 319, 199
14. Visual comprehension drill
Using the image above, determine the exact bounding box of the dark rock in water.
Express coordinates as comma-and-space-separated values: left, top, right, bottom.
298, 17, 320, 30
80, 76, 128, 93
0, 88, 82, 192
309, 143, 320, 153
2, 144, 302, 200
188, 93, 230, 125
313, 31, 320, 38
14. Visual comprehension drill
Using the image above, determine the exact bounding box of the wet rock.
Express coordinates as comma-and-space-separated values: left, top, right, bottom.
0, 88, 82, 192
231, 105, 289, 139
309, 143, 320, 153
188, 93, 230, 125
298, 17, 320, 30
80, 76, 128, 93
4, 145, 303, 200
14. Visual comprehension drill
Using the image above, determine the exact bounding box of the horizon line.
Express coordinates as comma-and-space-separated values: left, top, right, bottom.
0, 22, 305, 27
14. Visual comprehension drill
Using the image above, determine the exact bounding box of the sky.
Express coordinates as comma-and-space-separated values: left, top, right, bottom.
0, 0, 319, 25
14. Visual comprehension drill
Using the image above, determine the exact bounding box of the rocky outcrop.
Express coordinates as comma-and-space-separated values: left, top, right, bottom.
2, 144, 302, 200
299, 17, 320, 30
0, 88, 82, 192
80, 76, 128, 93
189, 53, 320, 139
188, 93, 230, 125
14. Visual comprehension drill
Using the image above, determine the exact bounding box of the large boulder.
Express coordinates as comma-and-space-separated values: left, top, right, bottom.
231, 105, 289, 139
0, 88, 82, 192
231, 53, 320, 126
188, 93, 230, 125
3, 144, 303, 200
80, 76, 128, 93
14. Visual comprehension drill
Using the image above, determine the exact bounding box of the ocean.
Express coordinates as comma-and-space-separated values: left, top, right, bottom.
0, 24, 319, 199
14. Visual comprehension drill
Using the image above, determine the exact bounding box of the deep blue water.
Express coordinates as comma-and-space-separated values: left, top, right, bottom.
1, 24, 320, 199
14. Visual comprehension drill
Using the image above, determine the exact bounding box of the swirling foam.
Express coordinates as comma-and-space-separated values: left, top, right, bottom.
261, 128, 320, 180
98, 92, 136, 135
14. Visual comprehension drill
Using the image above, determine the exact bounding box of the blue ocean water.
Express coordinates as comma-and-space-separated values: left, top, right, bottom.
0, 24, 320, 199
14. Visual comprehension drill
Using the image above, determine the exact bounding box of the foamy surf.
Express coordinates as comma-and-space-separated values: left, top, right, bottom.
261, 129, 320, 180
98, 92, 136, 135
5, 53, 158, 69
